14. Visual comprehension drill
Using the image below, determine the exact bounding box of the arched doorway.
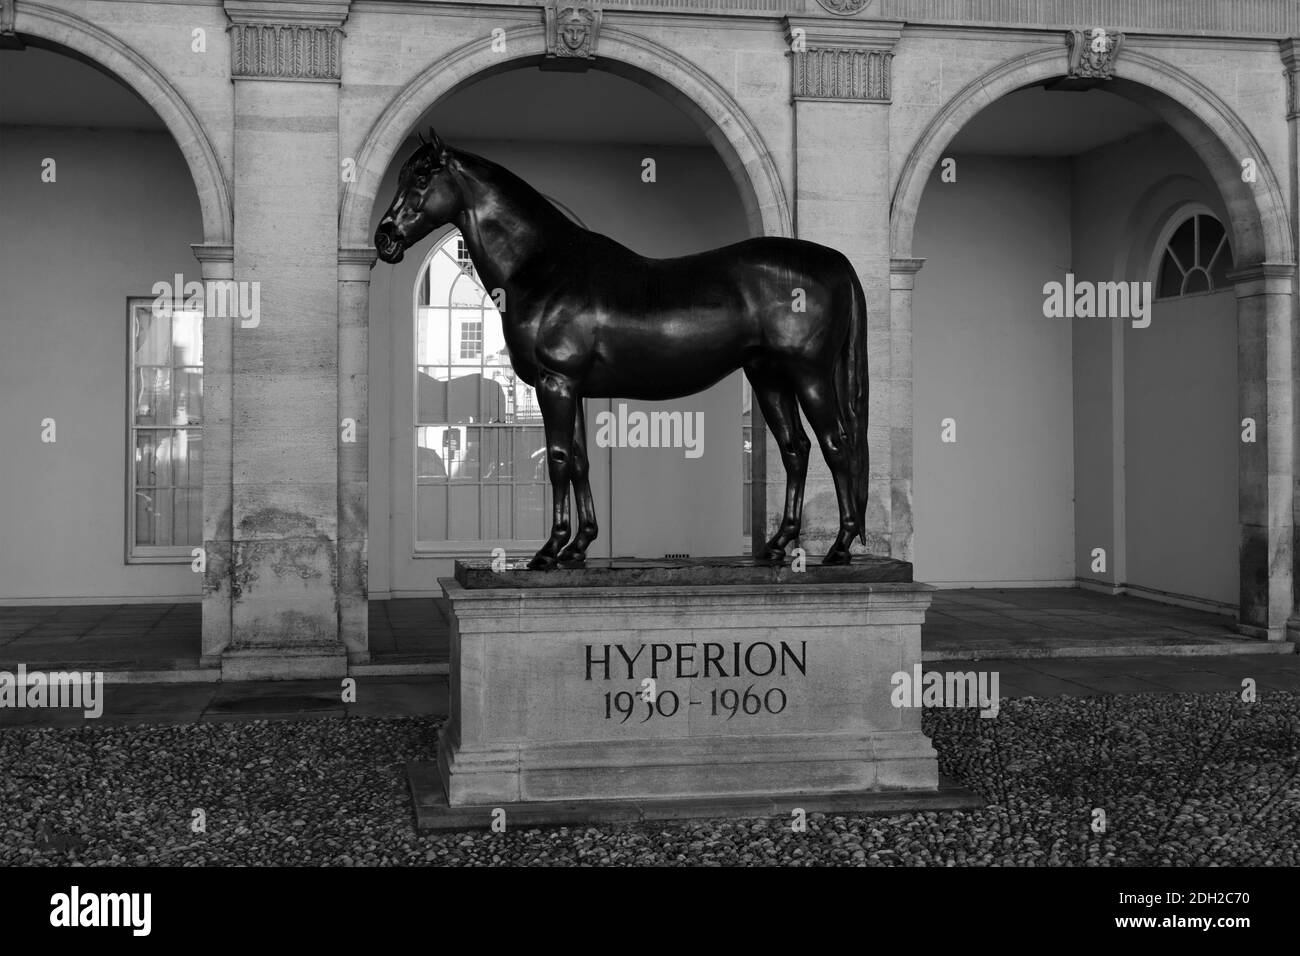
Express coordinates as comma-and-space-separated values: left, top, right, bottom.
890, 48, 1295, 638
353, 56, 773, 599
0, 24, 227, 665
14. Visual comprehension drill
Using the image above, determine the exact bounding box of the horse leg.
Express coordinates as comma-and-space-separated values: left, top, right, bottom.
791, 369, 859, 565
558, 400, 598, 565
528, 371, 577, 570
746, 370, 810, 562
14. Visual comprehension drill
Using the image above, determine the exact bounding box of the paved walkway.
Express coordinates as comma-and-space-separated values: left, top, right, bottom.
0, 655, 1293, 728
0, 588, 1286, 677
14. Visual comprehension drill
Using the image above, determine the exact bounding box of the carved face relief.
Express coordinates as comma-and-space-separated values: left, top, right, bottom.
559, 9, 591, 52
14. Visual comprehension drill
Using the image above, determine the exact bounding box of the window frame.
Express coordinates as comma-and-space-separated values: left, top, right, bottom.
410, 227, 552, 557
124, 295, 204, 564
1149, 203, 1234, 301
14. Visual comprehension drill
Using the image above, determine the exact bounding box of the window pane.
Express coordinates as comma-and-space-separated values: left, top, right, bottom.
135, 432, 163, 488
1196, 216, 1225, 269
137, 488, 174, 546
1168, 216, 1196, 271
416, 427, 449, 479
175, 428, 202, 489
175, 368, 202, 425
133, 307, 171, 366
514, 483, 547, 540
446, 371, 481, 423
514, 427, 546, 482
482, 484, 510, 539
448, 484, 480, 539
1207, 235, 1233, 290
450, 426, 480, 481
1183, 268, 1211, 295
481, 376, 508, 424
178, 486, 202, 546
512, 379, 542, 424
134, 368, 172, 426
172, 310, 203, 366
416, 483, 448, 541
1157, 251, 1183, 299
479, 428, 509, 481
417, 367, 449, 422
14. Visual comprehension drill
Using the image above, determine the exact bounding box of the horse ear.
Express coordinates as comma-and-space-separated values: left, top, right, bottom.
428, 127, 448, 161
416, 130, 428, 146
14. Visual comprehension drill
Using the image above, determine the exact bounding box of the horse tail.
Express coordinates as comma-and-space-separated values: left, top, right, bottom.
839, 265, 870, 546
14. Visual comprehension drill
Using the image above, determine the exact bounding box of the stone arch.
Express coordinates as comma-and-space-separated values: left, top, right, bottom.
14, 1, 233, 244
890, 46, 1293, 271
891, 44, 1295, 637
338, 24, 791, 248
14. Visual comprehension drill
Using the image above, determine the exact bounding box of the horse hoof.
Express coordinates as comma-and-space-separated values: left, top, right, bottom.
763, 547, 786, 564
557, 552, 586, 568
822, 547, 852, 566
527, 553, 558, 571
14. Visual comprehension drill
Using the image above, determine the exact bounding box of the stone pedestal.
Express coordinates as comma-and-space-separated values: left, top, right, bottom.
412, 557, 977, 828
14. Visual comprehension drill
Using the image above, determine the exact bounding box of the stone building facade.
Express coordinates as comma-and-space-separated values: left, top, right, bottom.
1, 0, 1296, 678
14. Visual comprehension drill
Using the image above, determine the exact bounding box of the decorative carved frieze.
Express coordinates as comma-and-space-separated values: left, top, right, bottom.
546, 3, 602, 60
793, 47, 891, 101
816, 0, 875, 16
224, 1, 349, 82
784, 18, 902, 102
1065, 27, 1123, 80
229, 23, 344, 80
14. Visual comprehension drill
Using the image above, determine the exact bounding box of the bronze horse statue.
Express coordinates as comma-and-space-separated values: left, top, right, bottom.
375, 131, 871, 570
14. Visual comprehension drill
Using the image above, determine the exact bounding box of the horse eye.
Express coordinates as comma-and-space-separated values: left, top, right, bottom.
414, 174, 429, 189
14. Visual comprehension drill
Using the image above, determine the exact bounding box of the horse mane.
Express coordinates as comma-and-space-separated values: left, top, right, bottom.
448, 147, 581, 236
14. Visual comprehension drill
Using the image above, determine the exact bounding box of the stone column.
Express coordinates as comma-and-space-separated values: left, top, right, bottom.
779, 16, 903, 560
1231, 264, 1295, 640
1282, 39, 1300, 641
222, 0, 351, 679
193, 241, 235, 665
338, 247, 376, 662
888, 257, 924, 563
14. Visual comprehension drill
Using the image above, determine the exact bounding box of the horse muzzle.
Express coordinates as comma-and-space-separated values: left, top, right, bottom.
374, 228, 405, 264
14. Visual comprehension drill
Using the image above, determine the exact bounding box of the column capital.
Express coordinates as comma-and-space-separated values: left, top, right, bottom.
1282, 38, 1300, 119
890, 257, 926, 289
191, 242, 235, 279
1228, 262, 1297, 296
224, 1, 350, 83
339, 245, 378, 282
783, 17, 903, 103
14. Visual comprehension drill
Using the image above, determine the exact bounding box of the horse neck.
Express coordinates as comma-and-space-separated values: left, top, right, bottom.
450, 154, 574, 297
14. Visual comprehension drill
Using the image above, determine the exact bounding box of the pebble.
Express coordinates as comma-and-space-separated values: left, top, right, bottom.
0, 692, 1295, 866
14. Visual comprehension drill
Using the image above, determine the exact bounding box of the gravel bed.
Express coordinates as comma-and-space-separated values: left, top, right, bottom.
1, 691, 1296, 866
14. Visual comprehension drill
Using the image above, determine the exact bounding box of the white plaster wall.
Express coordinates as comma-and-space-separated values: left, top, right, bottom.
911, 155, 1076, 585
0, 126, 205, 601
1070, 126, 1238, 606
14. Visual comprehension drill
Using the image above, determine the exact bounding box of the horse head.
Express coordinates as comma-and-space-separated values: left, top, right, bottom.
374, 128, 462, 264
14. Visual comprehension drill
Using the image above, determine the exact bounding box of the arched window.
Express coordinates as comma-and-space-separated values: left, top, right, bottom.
1154, 211, 1233, 299
414, 230, 548, 545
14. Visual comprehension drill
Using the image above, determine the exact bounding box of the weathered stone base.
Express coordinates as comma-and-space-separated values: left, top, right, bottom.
409, 761, 982, 831
434, 561, 946, 815
438, 729, 941, 805
221, 647, 348, 681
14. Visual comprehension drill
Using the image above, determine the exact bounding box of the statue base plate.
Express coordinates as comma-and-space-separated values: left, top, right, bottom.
455, 554, 913, 589
408, 761, 982, 830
